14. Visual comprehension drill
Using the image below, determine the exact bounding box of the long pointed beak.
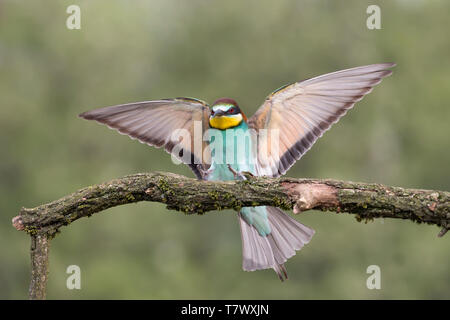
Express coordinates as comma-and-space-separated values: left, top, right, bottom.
212, 110, 226, 117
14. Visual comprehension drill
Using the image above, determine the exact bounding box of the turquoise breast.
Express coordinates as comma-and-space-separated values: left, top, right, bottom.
206, 121, 271, 237
206, 121, 255, 181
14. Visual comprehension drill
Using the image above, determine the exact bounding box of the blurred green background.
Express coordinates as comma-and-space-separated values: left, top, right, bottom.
1, 0, 449, 299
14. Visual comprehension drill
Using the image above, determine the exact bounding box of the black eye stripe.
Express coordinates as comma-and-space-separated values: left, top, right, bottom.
211, 105, 240, 115
229, 107, 240, 114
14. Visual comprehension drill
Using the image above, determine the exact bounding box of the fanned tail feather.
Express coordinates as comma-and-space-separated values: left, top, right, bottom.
238, 207, 315, 281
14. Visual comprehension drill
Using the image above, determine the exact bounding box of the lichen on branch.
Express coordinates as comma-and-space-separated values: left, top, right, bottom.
13, 172, 450, 238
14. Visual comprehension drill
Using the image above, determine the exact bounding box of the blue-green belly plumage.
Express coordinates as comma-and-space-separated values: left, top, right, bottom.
206, 122, 271, 236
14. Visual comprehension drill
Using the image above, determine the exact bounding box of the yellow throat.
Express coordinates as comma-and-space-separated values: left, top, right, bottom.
209, 114, 243, 130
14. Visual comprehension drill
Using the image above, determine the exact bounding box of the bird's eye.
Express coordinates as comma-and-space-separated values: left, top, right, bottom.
229, 108, 235, 114
211, 110, 215, 115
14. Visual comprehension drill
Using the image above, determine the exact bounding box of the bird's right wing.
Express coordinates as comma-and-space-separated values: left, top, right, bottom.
79, 98, 211, 179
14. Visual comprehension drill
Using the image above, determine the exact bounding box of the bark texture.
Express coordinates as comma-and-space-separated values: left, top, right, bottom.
12, 172, 449, 299
14, 172, 449, 237
28, 234, 50, 300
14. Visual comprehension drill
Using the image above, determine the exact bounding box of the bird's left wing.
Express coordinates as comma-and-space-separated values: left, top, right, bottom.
248, 63, 395, 177
79, 98, 211, 179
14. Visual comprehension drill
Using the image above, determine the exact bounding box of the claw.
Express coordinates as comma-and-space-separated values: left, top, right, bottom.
198, 166, 213, 179
241, 171, 255, 180
227, 165, 247, 180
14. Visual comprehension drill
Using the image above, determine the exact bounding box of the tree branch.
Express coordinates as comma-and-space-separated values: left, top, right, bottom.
12, 172, 449, 299
28, 234, 50, 300
13, 172, 449, 237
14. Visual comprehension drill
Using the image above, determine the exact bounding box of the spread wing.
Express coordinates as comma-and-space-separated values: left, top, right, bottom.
248, 63, 395, 177
79, 98, 211, 179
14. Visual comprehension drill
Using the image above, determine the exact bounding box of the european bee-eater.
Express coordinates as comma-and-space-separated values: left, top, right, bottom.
80, 63, 395, 280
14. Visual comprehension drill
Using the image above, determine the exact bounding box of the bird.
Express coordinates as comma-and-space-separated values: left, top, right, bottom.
79, 63, 395, 280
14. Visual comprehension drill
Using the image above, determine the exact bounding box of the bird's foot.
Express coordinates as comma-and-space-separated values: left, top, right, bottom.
198, 166, 214, 179
227, 165, 254, 181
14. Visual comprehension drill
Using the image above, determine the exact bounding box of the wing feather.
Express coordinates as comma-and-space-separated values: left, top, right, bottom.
79, 98, 211, 179
248, 63, 395, 177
